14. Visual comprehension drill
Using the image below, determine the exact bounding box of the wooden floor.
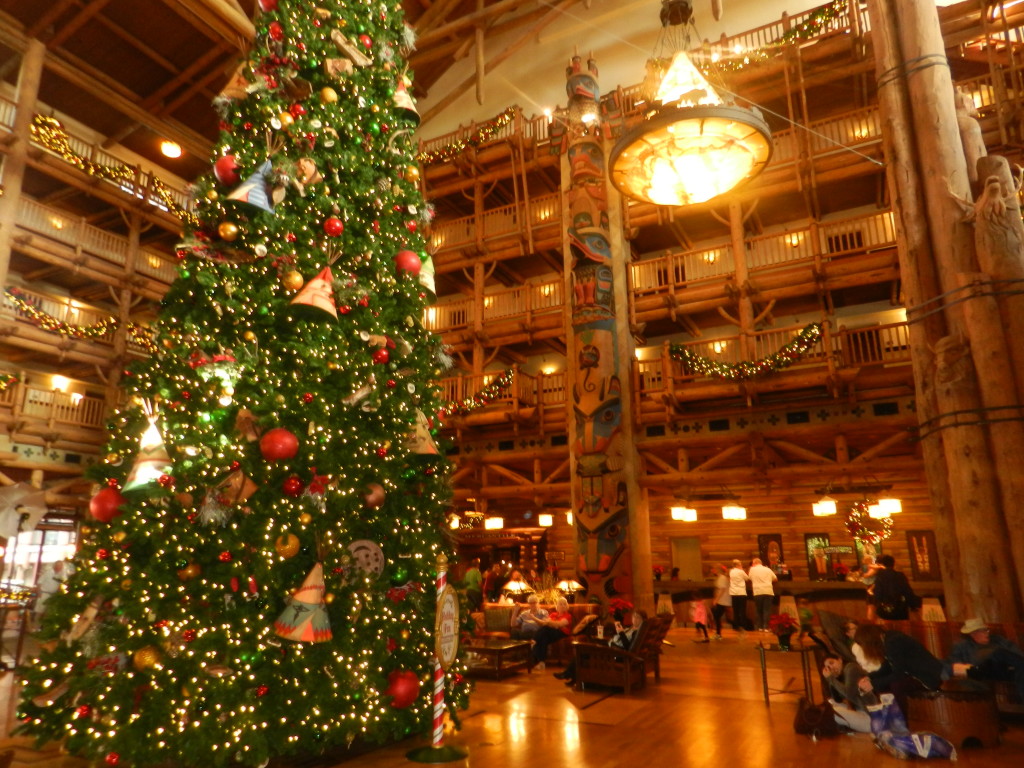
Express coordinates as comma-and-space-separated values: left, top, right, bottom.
2, 626, 1022, 767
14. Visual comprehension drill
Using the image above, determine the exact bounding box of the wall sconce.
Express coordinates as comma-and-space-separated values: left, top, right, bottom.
711, 340, 728, 354
566, 511, 574, 525
538, 513, 553, 527
812, 496, 837, 517
51, 375, 70, 392
671, 506, 697, 522
484, 517, 504, 530
721, 504, 747, 520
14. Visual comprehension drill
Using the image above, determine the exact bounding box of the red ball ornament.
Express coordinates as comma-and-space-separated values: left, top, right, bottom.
258, 0, 278, 10
260, 427, 299, 461
182, 629, 197, 642
282, 476, 305, 497
405, 220, 418, 233
359, 34, 373, 49
387, 379, 396, 388
364, 483, 386, 509
158, 474, 175, 488
256, 684, 270, 697
76, 705, 92, 718
302, 392, 314, 404
323, 217, 345, 237
339, 305, 352, 314
268, 21, 284, 41
105, 753, 120, 766
90, 487, 127, 523
289, 103, 307, 118
372, 348, 390, 365
385, 670, 420, 708
97, 549, 110, 560
376, 446, 389, 458
214, 155, 240, 186
219, 551, 233, 562
394, 250, 422, 277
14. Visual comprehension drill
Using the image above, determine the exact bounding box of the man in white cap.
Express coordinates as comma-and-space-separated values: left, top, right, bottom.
948, 618, 1024, 703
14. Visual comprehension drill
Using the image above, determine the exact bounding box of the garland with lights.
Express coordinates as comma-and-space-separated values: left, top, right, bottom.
4, 288, 157, 354
669, 323, 822, 380
29, 116, 198, 228
417, 107, 517, 165
439, 369, 514, 417
0, 373, 17, 393
845, 500, 894, 546
0, 585, 34, 604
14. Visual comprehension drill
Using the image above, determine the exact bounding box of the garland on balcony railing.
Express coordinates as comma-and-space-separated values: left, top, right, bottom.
669, 323, 822, 380
0, 373, 18, 393
437, 369, 514, 418
29, 116, 198, 228
4, 287, 158, 354
0, 585, 34, 604
845, 500, 894, 546
417, 107, 517, 166
696, 0, 849, 73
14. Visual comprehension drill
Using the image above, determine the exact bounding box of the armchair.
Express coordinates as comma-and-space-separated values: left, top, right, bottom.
572, 615, 672, 694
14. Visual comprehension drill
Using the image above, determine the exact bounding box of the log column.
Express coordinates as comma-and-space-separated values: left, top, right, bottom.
0, 39, 45, 290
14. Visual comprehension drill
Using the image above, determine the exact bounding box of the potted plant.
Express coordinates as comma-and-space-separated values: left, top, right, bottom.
653, 565, 666, 581
768, 613, 799, 650
834, 562, 850, 581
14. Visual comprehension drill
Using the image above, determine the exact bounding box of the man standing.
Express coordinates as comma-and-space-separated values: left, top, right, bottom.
462, 558, 483, 611
949, 618, 1024, 703
748, 557, 778, 632
728, 559, 751, 632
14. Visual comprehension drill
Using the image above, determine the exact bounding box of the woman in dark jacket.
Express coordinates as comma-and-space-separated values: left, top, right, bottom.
851, 624, 970, 700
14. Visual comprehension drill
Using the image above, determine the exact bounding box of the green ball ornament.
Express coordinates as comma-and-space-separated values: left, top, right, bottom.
368, 122, 381, 136
240, 649, 263, 665
391, 567, 409, 585
258, 306, 270, 316
180, 269, 191, 279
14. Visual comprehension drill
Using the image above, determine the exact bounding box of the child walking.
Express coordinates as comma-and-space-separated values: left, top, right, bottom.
689, 592, 710, 643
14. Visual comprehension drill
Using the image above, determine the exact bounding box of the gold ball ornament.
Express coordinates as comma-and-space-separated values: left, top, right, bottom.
80, 525, 92, 536
400, 629, 411, 640
275, 533, 301, 559
405, 165, 420, 183
132, 646, 162, 671
106, 452, 121, 464
281, 270, 304, 292
324, 592, 334, 604
278, 111, 295, 128
162, 338, 174, 349
243, 330, 257, 341
177, 563, 201, 581
121, 578, 132, 589
298, 512, 313, 525
112, 531, 127, 543
218, 221, 240, 241
320, 87, 338, 103
205, 189, 219, 201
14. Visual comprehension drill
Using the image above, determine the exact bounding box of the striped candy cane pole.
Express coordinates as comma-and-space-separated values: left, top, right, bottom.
431, 556, 448, 748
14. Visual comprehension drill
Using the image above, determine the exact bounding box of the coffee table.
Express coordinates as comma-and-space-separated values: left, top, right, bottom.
464, 639, 532, 678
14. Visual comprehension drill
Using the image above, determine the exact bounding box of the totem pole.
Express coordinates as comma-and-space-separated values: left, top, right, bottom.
560, 54, 635, 606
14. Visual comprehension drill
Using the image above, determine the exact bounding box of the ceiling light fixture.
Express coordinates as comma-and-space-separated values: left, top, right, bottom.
671, 505, 697, 522
609, 0, 772, 207
812, 495, 838, 517
721, 504, 747, 521
160, 140, 183, 158
538, 513, 554, 527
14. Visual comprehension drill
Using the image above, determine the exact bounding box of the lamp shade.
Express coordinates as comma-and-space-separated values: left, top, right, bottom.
812, 496, 838, 517
867, 503, 886, 519
671, 506, 697, 521
483, 516, 504, 530
556, 579, 584, 594
721, 504, 747, 520
876, 497, 902, 514
538, 513, 554, 527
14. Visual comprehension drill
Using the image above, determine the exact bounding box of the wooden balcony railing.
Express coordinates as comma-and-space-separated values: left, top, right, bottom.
424, 278, 563, 333
437, 368, 569, 416
0, 95, 193, 217
0, 379, 108, 437
17, 197, 177, 286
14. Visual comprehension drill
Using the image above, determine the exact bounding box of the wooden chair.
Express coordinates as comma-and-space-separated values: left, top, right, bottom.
634, 615, 673, 681
572, 615, 671, 694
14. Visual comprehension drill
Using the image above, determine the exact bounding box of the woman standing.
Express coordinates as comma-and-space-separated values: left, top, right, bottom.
728, 559, 751, 632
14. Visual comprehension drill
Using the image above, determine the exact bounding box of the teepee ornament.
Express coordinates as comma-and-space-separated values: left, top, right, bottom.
123, 401, 173, 491
274, 563, 332, 642
226, 160, 275, 213
290, 266, 338, 318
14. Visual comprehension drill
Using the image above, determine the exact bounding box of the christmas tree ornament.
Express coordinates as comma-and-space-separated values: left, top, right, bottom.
215, 469, 258, 505
177, 563, 201, 581
226, 160, 275, 213
199, 494, 231, 526
323, 216, 344, 237
346, 539, 385, 579
258, 0, 278, 11
274, 533, 301, 558
384, 669, 420, 708
214, 155, 241, 186
123, 412, 173, 491
393, 249, 421, 276
282, 476, 305, 497
132, 646, 162, 671
290, 266, 338, 318
320, 87, 338, 103
404, 164, 420, 183
234, 408, 260, 442
418, 253, 436, 296
392, 75, 420, 125
260, 427, 300, 461
330, 28, 371, 67
217, 221, 240, 241
89, 486, 127, 523
405, 409, 439, 455
274, 563, 332, 642
281, 270, 304, 291
363, 482, 386, 509
278, 111, 295, 129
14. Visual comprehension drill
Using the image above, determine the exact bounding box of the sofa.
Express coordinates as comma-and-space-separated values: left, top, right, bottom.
469, 602, 599, 665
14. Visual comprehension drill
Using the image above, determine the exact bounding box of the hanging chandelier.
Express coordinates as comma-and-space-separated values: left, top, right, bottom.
609, 0, 772, 207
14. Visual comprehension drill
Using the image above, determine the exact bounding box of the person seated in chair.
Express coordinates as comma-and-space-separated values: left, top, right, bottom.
529, 596, 572, 671
511, 594, 548, 640
555, 609, 648, 686
949, 618, 1024, 703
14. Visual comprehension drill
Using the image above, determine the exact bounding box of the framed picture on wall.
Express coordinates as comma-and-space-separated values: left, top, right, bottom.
758, 533, 784, 569
906, 530, 941, 581
805, 533, 832, 580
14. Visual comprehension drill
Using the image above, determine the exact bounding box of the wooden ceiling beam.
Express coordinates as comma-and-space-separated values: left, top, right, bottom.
46, 0, 114, 50
415, 0, 561, 50
413, 0, 466, 35
164, 0, 254, 51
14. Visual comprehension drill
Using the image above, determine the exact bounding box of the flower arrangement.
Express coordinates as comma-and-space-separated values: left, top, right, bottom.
768, 613, 799, 636
653, 565, 666, 577
833, 562, 850, 577
608, 596, 634, 621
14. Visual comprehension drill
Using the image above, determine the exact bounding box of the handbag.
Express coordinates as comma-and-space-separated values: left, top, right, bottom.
793, 697, 840, 738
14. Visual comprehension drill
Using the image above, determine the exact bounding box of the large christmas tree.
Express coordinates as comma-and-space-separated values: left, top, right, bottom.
18, 1, 466, 764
